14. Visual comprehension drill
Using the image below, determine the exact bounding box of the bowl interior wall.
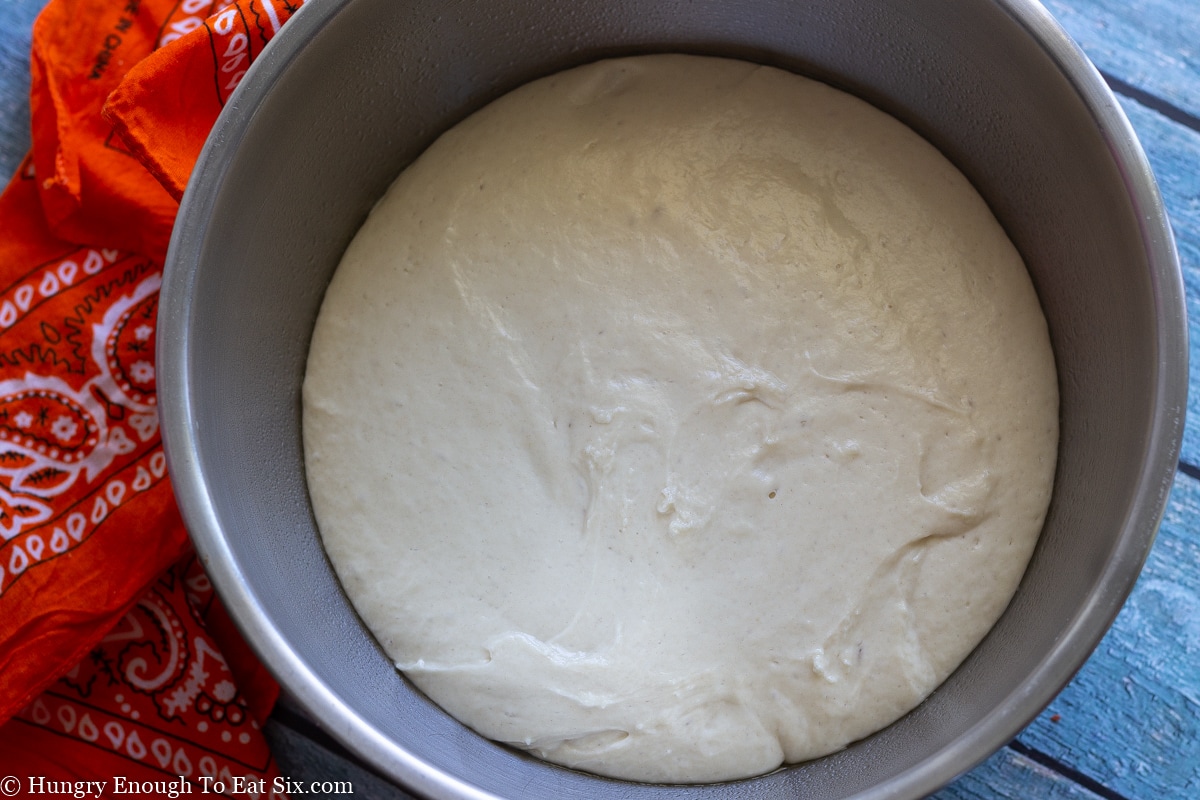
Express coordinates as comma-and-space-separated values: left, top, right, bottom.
170, 0, 1168, 797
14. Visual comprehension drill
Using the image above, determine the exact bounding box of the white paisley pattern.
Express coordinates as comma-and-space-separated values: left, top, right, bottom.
0, 274, 161, 543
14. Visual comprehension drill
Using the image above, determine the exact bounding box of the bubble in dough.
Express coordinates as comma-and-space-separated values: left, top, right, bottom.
303, 54, 1059, 784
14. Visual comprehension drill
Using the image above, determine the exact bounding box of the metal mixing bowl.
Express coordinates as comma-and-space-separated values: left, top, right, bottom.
158, 0, 1188, 797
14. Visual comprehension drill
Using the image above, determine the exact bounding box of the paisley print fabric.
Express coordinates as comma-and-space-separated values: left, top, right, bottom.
0, 0, 306, 786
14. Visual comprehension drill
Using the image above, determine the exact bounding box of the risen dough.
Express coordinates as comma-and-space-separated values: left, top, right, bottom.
303, 55, 1058, 784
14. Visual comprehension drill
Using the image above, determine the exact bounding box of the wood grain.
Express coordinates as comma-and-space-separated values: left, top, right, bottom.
1046, 0, 1200, 122
933, 745, 1110, 800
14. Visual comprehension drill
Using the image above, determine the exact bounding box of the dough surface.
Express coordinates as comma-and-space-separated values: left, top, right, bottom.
303, 55, 1058, 784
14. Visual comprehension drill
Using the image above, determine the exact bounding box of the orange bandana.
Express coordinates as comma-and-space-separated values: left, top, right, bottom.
0, 0, 305, 787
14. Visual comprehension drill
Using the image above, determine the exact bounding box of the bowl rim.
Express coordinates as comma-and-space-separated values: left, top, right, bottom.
158, 0, 1188, 797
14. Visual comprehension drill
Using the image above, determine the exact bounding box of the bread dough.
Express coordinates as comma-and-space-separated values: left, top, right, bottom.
303, 54, 1058, 784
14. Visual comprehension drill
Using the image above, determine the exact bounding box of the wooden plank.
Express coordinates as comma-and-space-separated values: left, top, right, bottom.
0, 0, 44, 179
1046, 0, 1200, 122
934, 745, 1109, 800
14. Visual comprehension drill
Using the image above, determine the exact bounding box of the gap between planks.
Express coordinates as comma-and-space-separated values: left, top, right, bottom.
1103, 71, 1200, 134
1007, 740, 1133, 800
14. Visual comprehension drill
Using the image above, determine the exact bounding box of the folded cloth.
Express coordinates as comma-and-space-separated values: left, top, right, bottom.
0, 0, 305, 785
30, 0, 305, 263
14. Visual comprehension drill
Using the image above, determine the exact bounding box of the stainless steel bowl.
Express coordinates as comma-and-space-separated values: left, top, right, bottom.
158, 0, 1187, 797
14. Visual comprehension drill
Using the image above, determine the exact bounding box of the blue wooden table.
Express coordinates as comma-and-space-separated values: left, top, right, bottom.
1, 1, 1197, 797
